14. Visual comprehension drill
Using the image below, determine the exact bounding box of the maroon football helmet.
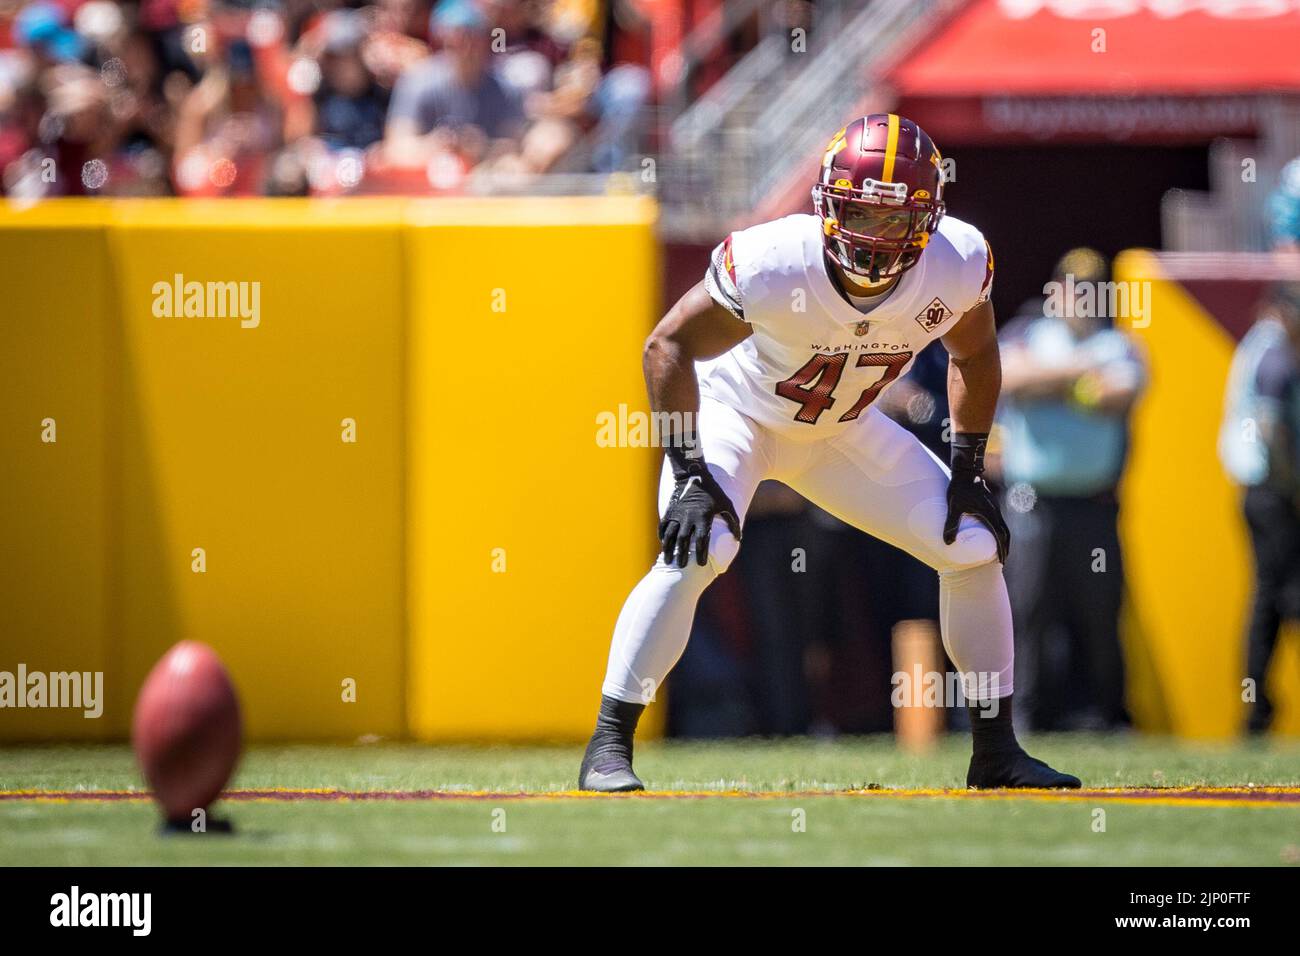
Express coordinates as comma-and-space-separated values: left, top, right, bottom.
812, 114, 945, 281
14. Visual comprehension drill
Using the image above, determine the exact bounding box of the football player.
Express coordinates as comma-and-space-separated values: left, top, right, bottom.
579, 115, 1081, 791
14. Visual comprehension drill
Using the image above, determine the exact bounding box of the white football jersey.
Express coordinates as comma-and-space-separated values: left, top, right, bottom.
700, 213, 993, 441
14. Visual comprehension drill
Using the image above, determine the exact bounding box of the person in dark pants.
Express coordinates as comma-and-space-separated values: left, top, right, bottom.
1242, 488, 1300, 732
1000, 493, 1128, 729
1220, 283, 1300, 732
996, 249, 1145, 731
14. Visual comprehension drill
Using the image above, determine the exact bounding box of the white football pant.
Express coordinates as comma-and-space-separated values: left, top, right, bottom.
602, 397, 1013, 706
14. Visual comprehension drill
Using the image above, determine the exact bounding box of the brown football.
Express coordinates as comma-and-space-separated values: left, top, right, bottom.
132, 641, 242, 824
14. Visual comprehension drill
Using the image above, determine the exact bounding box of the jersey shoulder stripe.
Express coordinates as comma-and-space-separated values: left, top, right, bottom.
704, 234, 745, 319
977, 239, 994, 305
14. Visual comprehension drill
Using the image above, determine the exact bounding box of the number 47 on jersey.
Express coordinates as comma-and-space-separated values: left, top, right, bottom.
775, 351, 913, 425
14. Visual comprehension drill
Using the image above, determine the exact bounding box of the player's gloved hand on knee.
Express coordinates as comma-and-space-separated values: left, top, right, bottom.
943, 431, 1010, 563
659, 432, 742, 568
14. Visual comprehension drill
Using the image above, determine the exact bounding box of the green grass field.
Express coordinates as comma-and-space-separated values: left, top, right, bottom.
3, 735, 1299, 865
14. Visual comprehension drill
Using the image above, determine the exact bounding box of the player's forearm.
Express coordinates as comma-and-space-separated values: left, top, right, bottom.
948, 340, 1002, 434
641, 281, 752, 441
643, 333, 701, 440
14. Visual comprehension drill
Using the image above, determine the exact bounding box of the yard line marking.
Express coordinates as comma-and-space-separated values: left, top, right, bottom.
1, 786, 1298, 808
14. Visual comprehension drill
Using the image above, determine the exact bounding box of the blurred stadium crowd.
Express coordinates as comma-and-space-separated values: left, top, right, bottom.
0, 0, 660, 198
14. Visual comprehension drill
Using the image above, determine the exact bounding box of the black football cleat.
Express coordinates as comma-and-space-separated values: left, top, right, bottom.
967, 748, 1082, 790
578, 755, 645, 793
578, 695, 647, 792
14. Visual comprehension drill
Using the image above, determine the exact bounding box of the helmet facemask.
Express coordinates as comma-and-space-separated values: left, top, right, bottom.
813, 177, 944, 282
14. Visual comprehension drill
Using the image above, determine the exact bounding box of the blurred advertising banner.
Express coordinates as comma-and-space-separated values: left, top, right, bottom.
889, 0, 1300, 144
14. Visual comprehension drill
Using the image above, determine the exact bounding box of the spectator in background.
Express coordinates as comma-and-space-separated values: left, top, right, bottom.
1219, 283, 1300, 733
583, 46, 650, 173
374, 0, 436, 42
1268, 158, 1300, 252
3, 2, 96, 196
484, 0, 567, 99
12, 2, 88, 71
489, 31, 650, 177
997, 248, 1145, 732
112, 26, 177, 157
172, 37, 284, 195
0, 66, 44, 194
261, 9, 391, 197
36, 63, 115, 192
2, 3, 181, 198
306, 10, 388, 152
365, 0, 433, 91
383, 0, 523, 175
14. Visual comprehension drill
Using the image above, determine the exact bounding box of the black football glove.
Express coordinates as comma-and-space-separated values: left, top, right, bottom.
943, 431, 1010, 564
659, 433, 742, 568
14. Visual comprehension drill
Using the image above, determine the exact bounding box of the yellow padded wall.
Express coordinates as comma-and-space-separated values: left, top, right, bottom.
404, 197, 661, 741
106, 200, 407, 739
0, 203, 115, 739
1, 197, 660, 742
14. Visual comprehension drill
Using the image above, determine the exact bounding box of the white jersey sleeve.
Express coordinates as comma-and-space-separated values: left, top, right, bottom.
936, 216, 995, 316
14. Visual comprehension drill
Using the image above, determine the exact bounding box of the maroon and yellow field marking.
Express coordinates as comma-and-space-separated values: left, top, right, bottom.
2, 787, 1299, 809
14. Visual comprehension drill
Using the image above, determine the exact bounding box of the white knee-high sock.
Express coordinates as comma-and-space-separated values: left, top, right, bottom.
601, 559, 717, 704
938, 560, 1015, 701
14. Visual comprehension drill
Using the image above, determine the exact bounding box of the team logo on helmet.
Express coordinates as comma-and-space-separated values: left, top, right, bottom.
823, 127, 848, 167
